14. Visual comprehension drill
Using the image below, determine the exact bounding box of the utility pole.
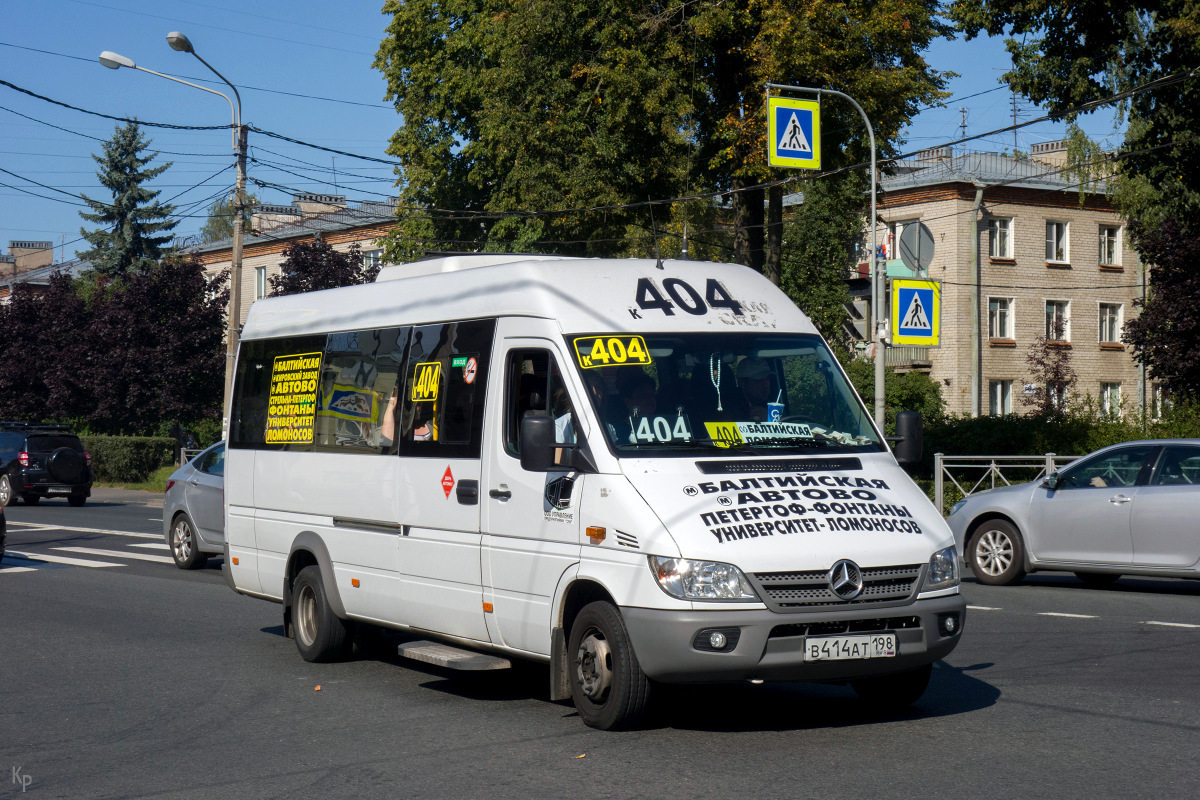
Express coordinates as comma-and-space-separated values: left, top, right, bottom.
227, 123, 247, 430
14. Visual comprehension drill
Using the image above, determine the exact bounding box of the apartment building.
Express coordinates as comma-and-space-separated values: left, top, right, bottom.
871, 145, 1146, 417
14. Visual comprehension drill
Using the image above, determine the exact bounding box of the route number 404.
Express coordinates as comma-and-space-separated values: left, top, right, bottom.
634, 278, 744, 317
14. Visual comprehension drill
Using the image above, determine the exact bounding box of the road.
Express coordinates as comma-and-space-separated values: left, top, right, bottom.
2, 490, 1199, 799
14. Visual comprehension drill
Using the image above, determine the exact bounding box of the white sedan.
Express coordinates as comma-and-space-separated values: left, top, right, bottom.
946, 439, 1200, 586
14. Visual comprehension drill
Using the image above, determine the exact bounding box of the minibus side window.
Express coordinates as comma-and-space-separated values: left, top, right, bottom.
397, 318, 495, 459
313, 327, 409, 455
230, 335, 327, 451
504, 349, 577, 456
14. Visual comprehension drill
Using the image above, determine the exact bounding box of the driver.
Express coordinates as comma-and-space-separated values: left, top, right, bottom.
736, 357, 773, 422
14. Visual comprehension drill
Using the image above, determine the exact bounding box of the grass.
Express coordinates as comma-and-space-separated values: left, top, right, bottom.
95, 464, 175, 494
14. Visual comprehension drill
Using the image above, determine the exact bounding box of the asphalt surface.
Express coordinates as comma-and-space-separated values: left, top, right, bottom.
2, 490, 1199, 798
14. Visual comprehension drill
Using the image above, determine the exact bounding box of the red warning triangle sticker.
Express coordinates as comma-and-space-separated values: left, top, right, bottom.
441, 466, 455, 498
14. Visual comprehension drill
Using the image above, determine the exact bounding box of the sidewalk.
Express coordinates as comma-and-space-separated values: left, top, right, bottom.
90, 486, 165, 509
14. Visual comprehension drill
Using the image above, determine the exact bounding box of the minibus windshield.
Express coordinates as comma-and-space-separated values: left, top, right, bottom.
566, 332, 885, 456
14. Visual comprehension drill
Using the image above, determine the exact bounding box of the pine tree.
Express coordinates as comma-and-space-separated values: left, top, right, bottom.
78, 121, 178, 276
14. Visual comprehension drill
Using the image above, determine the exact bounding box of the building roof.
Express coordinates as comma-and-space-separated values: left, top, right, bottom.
880, 152, 1109, 194
193, 200, 398, 255
0, 257, 92, 288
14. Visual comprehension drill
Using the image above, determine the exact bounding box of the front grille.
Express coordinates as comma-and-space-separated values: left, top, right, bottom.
768, 616, 922, 639
695, 457, 862, 474
749, 564, 923, 613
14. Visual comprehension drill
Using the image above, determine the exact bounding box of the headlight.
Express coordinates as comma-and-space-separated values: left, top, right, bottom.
922, 545, 960, 591
948, 499, 967, 516
649, 556, 759, 602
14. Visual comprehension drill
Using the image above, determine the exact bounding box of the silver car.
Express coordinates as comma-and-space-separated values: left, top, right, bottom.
163, 442, 225, 570
946, 439, 1200, 586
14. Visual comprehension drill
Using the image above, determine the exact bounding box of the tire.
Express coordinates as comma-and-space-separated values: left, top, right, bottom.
968, 519, 1026, 586
567, 601, 651, 730
67, 494, 86, 507
0, 474, 13, 507
292, 565, 352, 663
1076, 572, 1121, 587
21, 494, 39, 506
170, 514, 208, 570
47, 447, 86, 483
852, 664, 933, 709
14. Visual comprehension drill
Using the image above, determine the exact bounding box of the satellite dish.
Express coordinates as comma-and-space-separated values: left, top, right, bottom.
899, 223, 935, 275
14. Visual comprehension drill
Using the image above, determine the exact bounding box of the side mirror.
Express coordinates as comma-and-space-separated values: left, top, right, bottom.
519, 415, 557, 472
891, 410, 923, 467
1042, 473, 1059, 491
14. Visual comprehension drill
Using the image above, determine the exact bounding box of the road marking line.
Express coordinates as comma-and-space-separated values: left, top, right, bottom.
1144, 621, 1200, 629
54, 546, 174, 565
1038, 612, 1098, 619
7, 550, 121, 568
967, 605, 1002, 611
0, 565, 38, 574
130, 542, 170, 551
4, 522, 159, 540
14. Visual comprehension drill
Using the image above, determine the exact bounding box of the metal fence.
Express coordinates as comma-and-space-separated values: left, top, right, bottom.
933, 452, 1079, 516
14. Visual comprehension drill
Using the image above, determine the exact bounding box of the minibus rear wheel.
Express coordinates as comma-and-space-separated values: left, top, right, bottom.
292, 565, 352, 662
568, 601, 650, 730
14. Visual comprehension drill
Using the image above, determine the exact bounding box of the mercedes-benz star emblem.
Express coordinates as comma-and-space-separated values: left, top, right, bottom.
828, 559, 864, 601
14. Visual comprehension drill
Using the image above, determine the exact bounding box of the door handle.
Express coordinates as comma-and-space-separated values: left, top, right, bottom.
456, 479, 479, 505
1109, 494, 1132, 505
489, 488, 512, 500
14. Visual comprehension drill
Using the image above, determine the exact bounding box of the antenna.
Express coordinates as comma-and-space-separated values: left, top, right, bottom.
648, 197, 664, 269
958, 107, 969, 157
331, 156, 338, 194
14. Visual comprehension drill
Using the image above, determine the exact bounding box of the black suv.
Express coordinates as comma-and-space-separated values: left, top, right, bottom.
0, 423, 93, 507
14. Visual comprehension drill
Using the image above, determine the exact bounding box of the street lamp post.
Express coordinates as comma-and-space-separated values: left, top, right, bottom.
100, 33, 246, 433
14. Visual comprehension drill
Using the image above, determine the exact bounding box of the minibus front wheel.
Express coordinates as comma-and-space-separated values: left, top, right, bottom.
568, 601, 650, 730
292, 565, 352, 662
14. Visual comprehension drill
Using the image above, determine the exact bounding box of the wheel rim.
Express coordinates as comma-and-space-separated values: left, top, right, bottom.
975, 529, 1014, 576
575, 627, 613, 702
0, 476, 9, 505
172, 519, 193, 562
295, 583, 318, 647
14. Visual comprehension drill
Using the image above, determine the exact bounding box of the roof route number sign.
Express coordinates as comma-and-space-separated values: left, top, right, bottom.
891, 278, 941, 347
767, 96, 821, 170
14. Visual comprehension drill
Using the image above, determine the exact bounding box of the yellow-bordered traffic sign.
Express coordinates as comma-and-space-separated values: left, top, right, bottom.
767, 96, 821, 169
891, 278, 941, 346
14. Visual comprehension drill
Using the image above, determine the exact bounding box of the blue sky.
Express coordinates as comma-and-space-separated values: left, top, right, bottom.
1, 1, 1125, 261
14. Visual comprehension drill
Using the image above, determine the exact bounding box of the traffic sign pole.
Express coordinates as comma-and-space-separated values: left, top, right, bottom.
766, 83, 884, 429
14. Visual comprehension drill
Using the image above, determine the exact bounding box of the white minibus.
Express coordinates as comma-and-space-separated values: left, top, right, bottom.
224, 255, 965, 730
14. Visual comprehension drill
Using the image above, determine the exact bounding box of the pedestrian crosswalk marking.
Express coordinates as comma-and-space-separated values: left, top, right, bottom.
0, 565, 38, 574
7, 550, 122, 568
55, 546, 175, 565
131, 542, 170, 551
7, 521, 159, 539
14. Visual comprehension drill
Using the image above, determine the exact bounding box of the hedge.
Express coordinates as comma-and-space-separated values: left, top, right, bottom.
81, 435, 174, 484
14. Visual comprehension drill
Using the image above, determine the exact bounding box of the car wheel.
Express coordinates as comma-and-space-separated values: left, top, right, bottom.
0, 474, 13, 507
170, 514, 208, 570
292, 565, 352, 663
67, 494, 86, 507
852, 664, 933, 709
21, 494, 39, 506
568, 601, 651, 730
1076, 572, 1121, 587
968, 519, 1027, 585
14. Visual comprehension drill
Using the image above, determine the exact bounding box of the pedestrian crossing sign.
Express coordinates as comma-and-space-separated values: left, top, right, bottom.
767, 96, 821, 169
891, 278, 941, 346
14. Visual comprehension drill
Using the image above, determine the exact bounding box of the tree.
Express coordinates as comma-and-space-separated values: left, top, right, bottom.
1022, 318, 1076, 417
0, 274, 90, 421
268, 239, 378, 297
78, 122, 179, 277
198, 191, 258, 244
1122, 219, 1200, 401
374, 1, 952, 270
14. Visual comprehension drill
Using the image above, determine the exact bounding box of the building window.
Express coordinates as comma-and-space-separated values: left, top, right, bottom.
989, 380, 1012, 415
1046, 221, 1070, 263
988, 218, 1012, 259
1099, 225, 1121, 266
1151, 384, 1171, 421
1098, 303, 1122, 343
255, 266, 267, 300
988, 297, 1013, 339
363, 249, 384, 271
1100, 382, 1122, 417
1045, 300, 1070, 341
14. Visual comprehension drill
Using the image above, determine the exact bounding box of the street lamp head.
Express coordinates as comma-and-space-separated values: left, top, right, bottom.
166, 31, 195, 54
98, 51, 136, 70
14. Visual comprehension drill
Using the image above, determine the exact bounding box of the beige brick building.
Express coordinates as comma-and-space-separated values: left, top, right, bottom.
869, 146, 1148, 418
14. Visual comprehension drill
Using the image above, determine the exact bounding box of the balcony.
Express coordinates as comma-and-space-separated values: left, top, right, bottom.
885, 345, 933, 372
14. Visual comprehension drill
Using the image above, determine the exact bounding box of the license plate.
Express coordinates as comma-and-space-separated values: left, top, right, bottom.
47, 488, 70, 494
804, 633, 896, 661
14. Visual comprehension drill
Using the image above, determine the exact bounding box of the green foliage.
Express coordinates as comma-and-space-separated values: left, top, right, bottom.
842, 358, 945, 432
198, 192, 258, 244
268, 240, 377, 296
78, 122, 178, 276
81, 435, 174, 483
